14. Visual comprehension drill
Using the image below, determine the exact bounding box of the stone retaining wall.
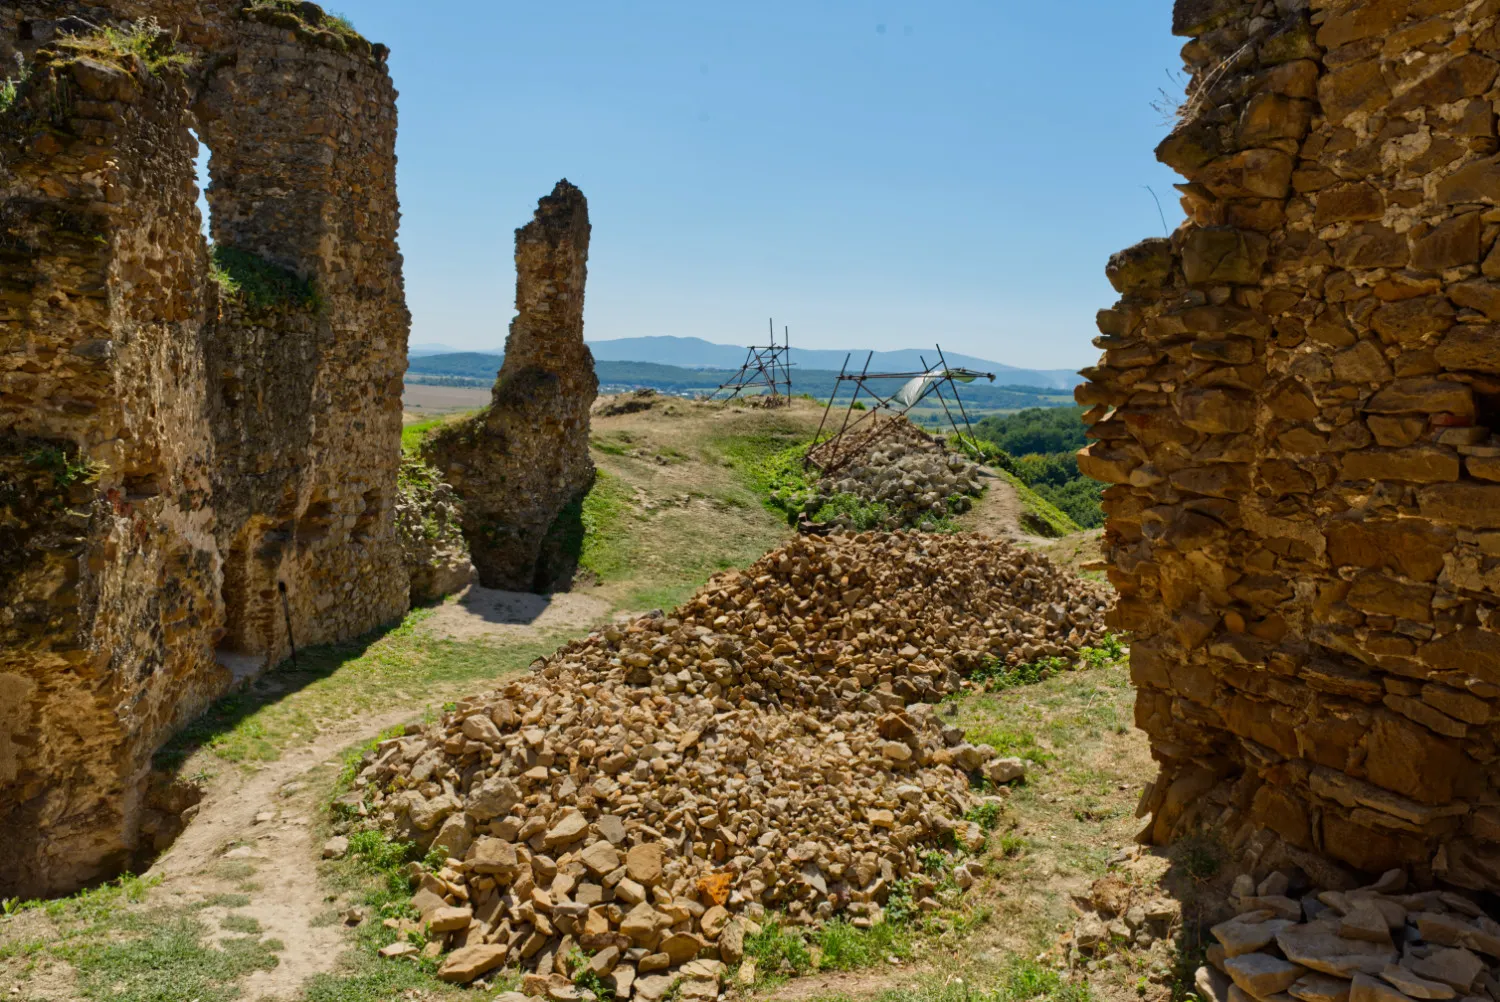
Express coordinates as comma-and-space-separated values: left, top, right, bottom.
1085, 0, 1500, 889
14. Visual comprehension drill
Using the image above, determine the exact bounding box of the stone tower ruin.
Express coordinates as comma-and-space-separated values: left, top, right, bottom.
425, 180, 599, 594
0, 1, 409, 897
1086, 0, 1500, 889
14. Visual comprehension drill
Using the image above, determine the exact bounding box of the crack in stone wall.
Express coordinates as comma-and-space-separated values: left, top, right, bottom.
425, 180, 599, 594
0, 0, 409, 898
1086, 0, 1500, 890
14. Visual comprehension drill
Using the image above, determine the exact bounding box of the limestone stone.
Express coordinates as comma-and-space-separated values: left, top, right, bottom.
1379, 966, 1456, 1000
1215, 916, 1296, 957
1352, 973, 1415, 1002
429, 907, 474, 933
438, 944, 510, 984
1277, 924, 1397, 978
1226, 953, 1308, 996
1292, 974, 1354, 1002
1406, 949, 1483, 993
626, 844, 666, 885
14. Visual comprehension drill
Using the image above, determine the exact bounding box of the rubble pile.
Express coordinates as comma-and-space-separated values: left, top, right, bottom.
787, 419, 991, 530
349, 532, 1112, 992
1193, 871, 1500, 1002
394, 459, 477, 605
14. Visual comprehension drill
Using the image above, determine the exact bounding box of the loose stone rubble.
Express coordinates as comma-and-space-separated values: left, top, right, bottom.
782, 419, 989, 530
347, 532, 1112, 990
1188, 869, 1500, 1002
1086, 0, 1500, 887
394, 459, 477, 606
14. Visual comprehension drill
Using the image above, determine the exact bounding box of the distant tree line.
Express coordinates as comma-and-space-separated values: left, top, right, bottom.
973, 406, 1103, 529
405, 354, 1075, 413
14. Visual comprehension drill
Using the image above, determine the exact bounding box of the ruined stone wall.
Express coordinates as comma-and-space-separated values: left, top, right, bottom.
426, 180, 598, 593
0, 1, 408, 897
1085, 0, 1500, 890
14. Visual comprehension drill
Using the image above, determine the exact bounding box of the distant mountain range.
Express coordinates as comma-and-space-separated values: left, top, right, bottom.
405, 354, 1076, 413
408, 336, 1080, 390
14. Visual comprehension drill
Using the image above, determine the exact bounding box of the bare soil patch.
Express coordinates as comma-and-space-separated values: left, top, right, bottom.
418, 586, 612, 643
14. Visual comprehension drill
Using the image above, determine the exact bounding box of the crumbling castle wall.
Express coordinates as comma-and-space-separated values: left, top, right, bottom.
1084, 0, 1500, 889
425, 180, 599, 593
0, 2, 408, 897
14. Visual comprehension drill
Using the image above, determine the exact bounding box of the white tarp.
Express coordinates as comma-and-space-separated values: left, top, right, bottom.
893, 367, 980, 408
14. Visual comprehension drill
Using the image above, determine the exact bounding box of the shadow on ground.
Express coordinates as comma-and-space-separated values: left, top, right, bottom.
152, 619, 402, 773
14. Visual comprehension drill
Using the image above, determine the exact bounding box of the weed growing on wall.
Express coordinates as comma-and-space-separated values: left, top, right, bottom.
57, 20, 195, 75
210, 245, 320, 312
0, 54, 30, 114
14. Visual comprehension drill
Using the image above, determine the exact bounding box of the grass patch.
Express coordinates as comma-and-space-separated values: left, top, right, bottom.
59, 22, 196, 75
210, 245, 320, 312
835, 960, 1092, 1002
154, 609, 577, 770
815, 918, 910, 971
2, 873, 158, 920
579, 469, 634, 581
63, 914, 281, 1002
220, 914, 262, 934
401, 417, 450, 456
999, 471, 1081, 539
745, 917, 813, 983
302, 830, 475, 1001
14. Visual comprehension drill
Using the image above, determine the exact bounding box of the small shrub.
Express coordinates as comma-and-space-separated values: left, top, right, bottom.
1079, 634, 1127, 668
744, 917, 813, 980
972, 655, 1069, 691
996, 831, 1027, 858
814, 919, 910, 971
0, 54, 29, 114
210, 245, 320, 311
965, 801, 1003, 832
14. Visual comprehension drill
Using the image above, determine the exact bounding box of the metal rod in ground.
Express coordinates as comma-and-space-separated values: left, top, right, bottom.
825, 351, 874, 466
936, 343, 985, 453
917, 352, 964, 442
277, 580, 298, 669
811, 352, 850, 450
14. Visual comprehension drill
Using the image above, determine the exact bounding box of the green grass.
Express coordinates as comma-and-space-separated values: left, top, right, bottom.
62, 915, 281, 1002
154, 609, 579, 770
300, 831, 475, 1001
210, 245, 320, 312
401, 417, 449, 456
2, 873, 158, 920
3, 875, 283, 1002
578, 469, 634, 580
56, 23, 195, 75
815, 919, 911, 971
999, 471, 1082, 538
220, 914, 262, 934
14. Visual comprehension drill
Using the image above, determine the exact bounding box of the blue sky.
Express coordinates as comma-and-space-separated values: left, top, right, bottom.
329, 1, 1185, 369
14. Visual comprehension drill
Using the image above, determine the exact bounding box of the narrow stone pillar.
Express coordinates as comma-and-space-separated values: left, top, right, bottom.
426, 180, 600, 592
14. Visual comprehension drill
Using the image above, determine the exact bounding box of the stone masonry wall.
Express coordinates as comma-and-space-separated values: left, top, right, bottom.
426, 180, 599, 593
1084, 0, 1500, 890
0, 2, 408, 898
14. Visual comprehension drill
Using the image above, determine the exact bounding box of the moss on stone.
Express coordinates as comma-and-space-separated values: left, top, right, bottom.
57, 23, 196, 76
240, 1, 375, 57
0, 438, 98, 592
209, 245, 319, 312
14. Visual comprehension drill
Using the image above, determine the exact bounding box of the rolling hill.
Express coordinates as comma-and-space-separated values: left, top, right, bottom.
404, 353, 1075, 413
